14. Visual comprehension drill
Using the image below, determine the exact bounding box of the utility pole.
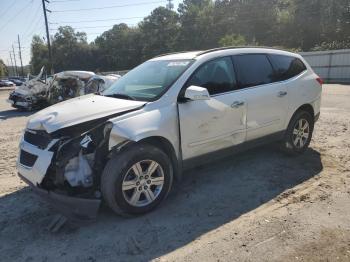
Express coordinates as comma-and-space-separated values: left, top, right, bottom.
42, 0, 53, 74
17, 35, 24, 76
9, 52, 15, 76
6, 59, 10, 77
11, 47, 18, 77
166, 0, 173, 10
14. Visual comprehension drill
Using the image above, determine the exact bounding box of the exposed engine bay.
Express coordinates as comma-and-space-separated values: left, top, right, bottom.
47, 71, 94, 105
40, 121, 114, 198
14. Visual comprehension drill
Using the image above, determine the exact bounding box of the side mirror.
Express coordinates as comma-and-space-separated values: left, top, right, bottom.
184, 85, 210, 101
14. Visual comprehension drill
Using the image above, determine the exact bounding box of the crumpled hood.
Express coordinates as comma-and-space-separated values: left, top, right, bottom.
14, 81, 48, 97
27, 94, 145, 133
14, 86, 31, 96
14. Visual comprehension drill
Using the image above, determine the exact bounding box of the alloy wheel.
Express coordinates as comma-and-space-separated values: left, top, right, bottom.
292, 118, 310, 148
122, 160, 165, 207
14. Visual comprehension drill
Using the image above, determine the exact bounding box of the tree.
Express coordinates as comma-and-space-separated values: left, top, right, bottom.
139, 7, 180, 59
177, 0, 216, 50
219, 34, 246, 47
0, 59, 8, 77
27, 1, 350, 72
52, 26, 92, 72
30, 35, 49, 74
94, 23, 142, 71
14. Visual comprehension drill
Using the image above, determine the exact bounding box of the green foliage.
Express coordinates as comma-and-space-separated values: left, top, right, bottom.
311, 40, 350, 51
29, 0, 350, 73
0, 59, 8, 77
30, 35, 49, 74
139, 7, 180, 60
219, 34, 246, 47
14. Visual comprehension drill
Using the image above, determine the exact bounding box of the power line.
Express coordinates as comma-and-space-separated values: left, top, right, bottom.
49, 16, 145, 24
21, 2, 43, 36
52, 0, 166, 12
25, 15, 44, 40
0, 0, 33, 33
51, 0, 80, 2
49, 24, 137, 31
0, 1, 18, 18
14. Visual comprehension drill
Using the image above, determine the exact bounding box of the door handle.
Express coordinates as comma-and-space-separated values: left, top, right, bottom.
277, 91, 287, 97
231, 101, 245, 108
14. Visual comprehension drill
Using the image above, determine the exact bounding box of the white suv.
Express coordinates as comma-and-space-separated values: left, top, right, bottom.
17, 47, 322, 219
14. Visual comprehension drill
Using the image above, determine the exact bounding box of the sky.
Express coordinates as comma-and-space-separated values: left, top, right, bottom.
0, 0, 182, 66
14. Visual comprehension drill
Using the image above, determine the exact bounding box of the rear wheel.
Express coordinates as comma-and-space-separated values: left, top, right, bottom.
101, 143, 173, 216
282, 110, 314, 155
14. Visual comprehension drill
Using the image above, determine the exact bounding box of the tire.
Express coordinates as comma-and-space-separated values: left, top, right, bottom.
101, 143, 173, 216
282, 110, 314, 155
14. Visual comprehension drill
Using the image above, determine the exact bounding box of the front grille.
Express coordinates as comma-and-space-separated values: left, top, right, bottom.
20, 150, 38, 167
9, 92, 17, 102
24, 130, 52, 149
10, 92, 26, 102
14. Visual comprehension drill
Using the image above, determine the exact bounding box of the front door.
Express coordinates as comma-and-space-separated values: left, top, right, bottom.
178, 57, 246, 160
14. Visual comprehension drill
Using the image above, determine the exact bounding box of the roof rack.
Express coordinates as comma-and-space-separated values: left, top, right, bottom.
153, 50, 202, 58
195, 46, 284, 57
154, 46, 292, 59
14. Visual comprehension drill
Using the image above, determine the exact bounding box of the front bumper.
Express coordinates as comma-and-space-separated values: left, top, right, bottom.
8, 92, 33, 109
17, 134, 101, 222
17, 137, 56, 185
19, 174, 101, 222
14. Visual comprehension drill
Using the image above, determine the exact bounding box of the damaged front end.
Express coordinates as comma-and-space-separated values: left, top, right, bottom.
18, 121, 114, 222
7, 66, 50, 110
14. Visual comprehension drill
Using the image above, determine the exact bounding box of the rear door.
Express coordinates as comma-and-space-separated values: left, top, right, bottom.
178, 56, 247, 160
233, 54, 289, 140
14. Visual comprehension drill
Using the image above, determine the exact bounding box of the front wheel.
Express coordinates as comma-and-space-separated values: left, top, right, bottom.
282, 110, 314, 155
101, 143, 173, 216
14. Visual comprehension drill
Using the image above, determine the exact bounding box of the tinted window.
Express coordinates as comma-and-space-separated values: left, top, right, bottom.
187, 57, 237, 95
233, 54, 275, 88
269, 54, 307, 81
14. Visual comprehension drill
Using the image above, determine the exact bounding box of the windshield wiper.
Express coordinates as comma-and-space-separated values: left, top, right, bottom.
105, 93, 136, 100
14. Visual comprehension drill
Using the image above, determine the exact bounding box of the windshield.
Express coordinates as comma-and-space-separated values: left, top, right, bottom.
103, 59, 193, 101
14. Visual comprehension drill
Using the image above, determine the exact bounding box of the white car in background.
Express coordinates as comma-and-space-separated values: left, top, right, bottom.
17, 47, 322, 221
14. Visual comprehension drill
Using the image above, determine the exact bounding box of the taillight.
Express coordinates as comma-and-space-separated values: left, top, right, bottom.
316, 77, 323, 86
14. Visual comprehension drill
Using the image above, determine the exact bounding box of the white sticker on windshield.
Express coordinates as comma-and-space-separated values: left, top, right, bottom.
167, 61, 190, 67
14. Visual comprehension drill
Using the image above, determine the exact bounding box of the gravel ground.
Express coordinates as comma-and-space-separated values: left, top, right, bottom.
0, 84, 349, 262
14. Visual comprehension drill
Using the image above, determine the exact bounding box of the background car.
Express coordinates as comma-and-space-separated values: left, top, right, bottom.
8, 77, 25, 86
7, 67, 49, 110
0, 79, 16, 87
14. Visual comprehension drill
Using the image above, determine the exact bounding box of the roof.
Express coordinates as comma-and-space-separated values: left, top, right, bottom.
55, 71, 95, 79
151, 46, 299, 61
90, 74, 120, 82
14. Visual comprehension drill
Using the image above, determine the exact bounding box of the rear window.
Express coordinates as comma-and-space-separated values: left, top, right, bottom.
233, 54, 275, 88
269, 54, 307, 81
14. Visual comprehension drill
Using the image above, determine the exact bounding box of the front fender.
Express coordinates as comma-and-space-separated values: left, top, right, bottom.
108, 104, 180, 158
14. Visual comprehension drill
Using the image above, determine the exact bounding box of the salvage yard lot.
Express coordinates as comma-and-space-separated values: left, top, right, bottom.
0, 84, 349, 262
